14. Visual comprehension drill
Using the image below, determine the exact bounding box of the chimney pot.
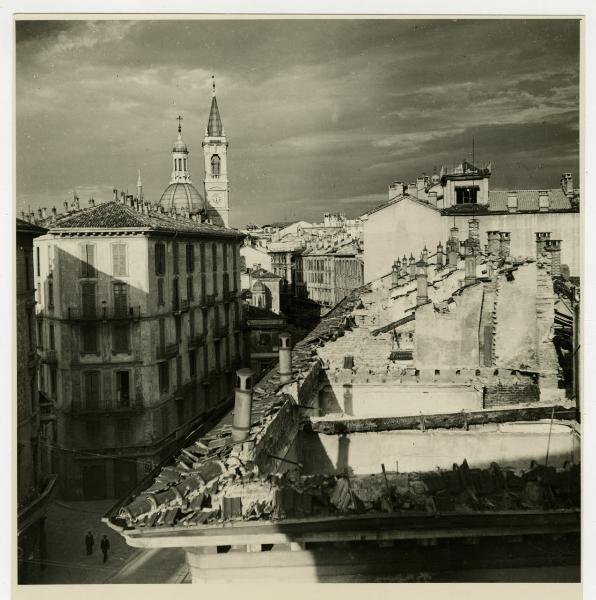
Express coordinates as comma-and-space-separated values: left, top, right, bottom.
507, 191, 518, 213
278, 332, 292, 384
232, 369, 254, 442
416, 259, 428, 305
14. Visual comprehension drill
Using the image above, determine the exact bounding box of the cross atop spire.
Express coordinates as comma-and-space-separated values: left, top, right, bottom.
176, 114, 183, 133
212, 74, 216, 96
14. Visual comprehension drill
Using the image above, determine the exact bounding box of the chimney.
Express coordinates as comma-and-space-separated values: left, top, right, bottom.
389, 181, 406, 199
37, 208, 43, 220
447, 226, 459, 267
401, 255, 408, 279
51, 206, 57, 220
232, 369, 254, 442
487, 230, 501, 256
561, 173, 573, 197
278, 333, 292, 384
468, 218, 480, 251
428, 191, 438, 205
538, 190, 550, 212
422, 245, 428, 263
392, 260, 400, 287
408, 254, 416, 280
535, 232, 551, 257
436, 241, 444, 268
30, 212, 36, 223
464, 240, 477, 286
89, 197, 96, 207
545, 239, 562, 277
113, 188, 119, 202
63, 201, 69, 213
20, 211, 25, 220
507, 191, 518, 213
499, 231, 511, 259
416, 176, 425, 191
41, 207, 48, 220
416, 259, 428, 305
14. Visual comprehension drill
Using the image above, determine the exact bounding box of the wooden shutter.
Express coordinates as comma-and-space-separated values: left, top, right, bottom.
113, 282, 128, 316
81, 244, 96, 277
112, 243, 127, 277
84, 371, 100, 409
81, 282, 96, 317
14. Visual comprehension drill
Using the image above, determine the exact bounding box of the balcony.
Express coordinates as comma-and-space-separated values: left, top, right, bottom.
156, 342, 179, 360
17, 474, 58, 536
204, 294, 217, 307
173, 298, 190, 315
71, 396, 143, 414
38, 348, 57, 364
223, 289, 238, 303
67, 305, 141, 322
188, 333, 206, 348
212, 325, 228, 340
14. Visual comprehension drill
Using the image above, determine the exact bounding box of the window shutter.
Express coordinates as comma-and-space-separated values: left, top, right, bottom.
113, 244, 127, 276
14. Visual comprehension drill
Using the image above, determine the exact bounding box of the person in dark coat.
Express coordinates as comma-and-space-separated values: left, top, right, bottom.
85, 531, 94, 555
100, 535, 110, 563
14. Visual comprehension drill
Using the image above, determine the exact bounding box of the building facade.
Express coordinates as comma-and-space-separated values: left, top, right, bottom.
34, 201, 244, 499
16, 218, 57, 583
363, 165, 580, 282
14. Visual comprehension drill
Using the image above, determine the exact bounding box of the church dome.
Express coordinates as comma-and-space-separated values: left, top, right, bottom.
251, 280, 266, 293
159, 182, 205, 215
173, 134, 188, 153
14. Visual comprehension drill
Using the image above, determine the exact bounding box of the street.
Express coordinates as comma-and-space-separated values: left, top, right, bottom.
35, 499, 189, 584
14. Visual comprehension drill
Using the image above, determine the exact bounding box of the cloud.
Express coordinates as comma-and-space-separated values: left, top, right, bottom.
15, 18, 580, 226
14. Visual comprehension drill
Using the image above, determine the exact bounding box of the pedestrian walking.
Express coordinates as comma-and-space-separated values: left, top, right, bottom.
100, 535, 110, 563
85, 531, 94, 556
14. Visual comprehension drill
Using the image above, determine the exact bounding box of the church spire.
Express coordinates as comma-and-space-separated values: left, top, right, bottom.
207, 76, 223, 137
171, 115, 191, 184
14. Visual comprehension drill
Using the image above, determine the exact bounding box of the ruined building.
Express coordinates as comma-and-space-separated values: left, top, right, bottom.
105, 221, 580, 582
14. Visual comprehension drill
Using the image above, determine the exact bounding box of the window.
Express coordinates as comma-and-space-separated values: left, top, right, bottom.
113, 282, 128, 316
172, 278, 180, 310
214, 341, 221, 371
84, 371, 100, 409
177, 400, 185, 426
116, 371, 130, 406
47, 280, 54, 308
455, 187, 479, 204
49, 323, 55, 350
37, 320, 43, 349
212, 244, 218, 294
200, 243, 206, 272
173, 243, 179, 275
187, 276, 194, 301
116, 418, 131, 445
158, 362, 169, 393
258, 332, 271, 347
157, 278, 165, 306
155, 243, 166, 275
36, 247, 40, 277
176, 355, 182, 388
161, 406, 170, 437
81, 282, 96, 317
81, 244, 96, 277
211, 154, 221, 177
189, 350, 196, 378
189, 310, 195, 338
50, 366, 58, 399
232, 244, 237, 272
223, 244, 228, 272
112, 243, 128, 276
112, 324, 130, 354
86, 420, 100, 445
186, 244, 195, 273
158, 318, 166, 348
81, 325, 98, 354
175, 316, 181, 342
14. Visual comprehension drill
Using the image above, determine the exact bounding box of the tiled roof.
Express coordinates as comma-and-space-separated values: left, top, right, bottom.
252, 267, 281, 280
16, 218, 47, 236
45, 201, 243, 238
244, 303, 286, 321
487, 189, 574, 212
362, 193, 441, 217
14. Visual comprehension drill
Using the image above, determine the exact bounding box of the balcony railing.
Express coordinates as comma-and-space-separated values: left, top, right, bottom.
204, 294, 217, 307
67, 305, 141, 322
212, 325, 228, 340
38, 348, 58, 363
156, 342, 179, 360
188, 333, 206, 348
173, 298, 190, 314
70, 396, 143, 413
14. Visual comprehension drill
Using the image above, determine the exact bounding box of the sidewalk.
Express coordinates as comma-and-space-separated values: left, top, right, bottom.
36, 499, 139, 584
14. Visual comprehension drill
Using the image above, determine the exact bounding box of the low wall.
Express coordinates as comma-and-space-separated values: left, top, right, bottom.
299, 422, 579, 476
319, 383, 481, 418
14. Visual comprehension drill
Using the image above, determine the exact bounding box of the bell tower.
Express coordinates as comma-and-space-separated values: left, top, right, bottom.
203, 76, 230, 227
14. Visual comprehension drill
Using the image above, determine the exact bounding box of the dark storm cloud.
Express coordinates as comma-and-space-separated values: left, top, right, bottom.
15, 18, 579, 225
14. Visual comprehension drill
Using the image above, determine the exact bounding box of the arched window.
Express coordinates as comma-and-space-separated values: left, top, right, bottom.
211, 154, 221, 177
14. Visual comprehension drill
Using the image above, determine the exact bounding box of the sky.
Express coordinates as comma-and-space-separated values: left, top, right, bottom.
15, 18, 580, 228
